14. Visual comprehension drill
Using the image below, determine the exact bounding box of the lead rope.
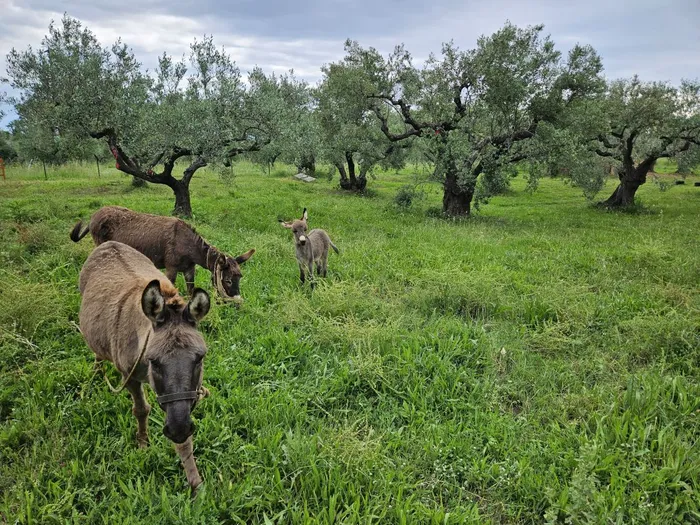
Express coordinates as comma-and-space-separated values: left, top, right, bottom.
206, 247, 221, 293
99, 331, 151, 394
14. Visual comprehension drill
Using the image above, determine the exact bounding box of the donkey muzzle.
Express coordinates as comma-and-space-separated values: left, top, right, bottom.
219, 293, 243, 306
161, 395, 198, 444
163, 420, 195, 444
299, 235, 307, 245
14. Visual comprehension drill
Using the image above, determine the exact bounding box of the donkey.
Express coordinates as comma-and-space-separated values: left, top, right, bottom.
280, 208, 339, 287
79, 241, 211, 489
71, 206, 255, 303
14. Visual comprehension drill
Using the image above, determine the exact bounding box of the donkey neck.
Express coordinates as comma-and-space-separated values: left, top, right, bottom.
187, 229, 220, 271
202, 243, 223, 272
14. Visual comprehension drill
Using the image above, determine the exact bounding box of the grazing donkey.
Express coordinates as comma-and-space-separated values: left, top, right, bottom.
79, 241, 211, 489
71, 206, 255, 302
280, 208, 339, 286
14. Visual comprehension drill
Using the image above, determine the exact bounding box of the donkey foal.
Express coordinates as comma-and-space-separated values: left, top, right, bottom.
280, 208, 339, 287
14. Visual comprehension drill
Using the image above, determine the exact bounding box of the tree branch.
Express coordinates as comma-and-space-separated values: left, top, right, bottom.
182, 156, 207, 186
162, 147, 194, 178
597, 134, 618, 149
594, 149, 617, 158
368, 94, 459, 142
226, 137, 270, 158
371, 105, 422, 142
90, 128, 197, 184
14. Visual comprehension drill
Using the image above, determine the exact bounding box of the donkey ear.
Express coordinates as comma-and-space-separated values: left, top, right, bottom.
216, 253, 227, 267
301, 208, 308, 221
235, 248, 255, 264
185, 288, 210, 323
141, 279, 165, 324
279, 220, 292, 229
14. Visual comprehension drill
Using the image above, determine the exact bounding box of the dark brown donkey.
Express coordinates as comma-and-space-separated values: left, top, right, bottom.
71, 206, 254, 302
79, 241, 211, 489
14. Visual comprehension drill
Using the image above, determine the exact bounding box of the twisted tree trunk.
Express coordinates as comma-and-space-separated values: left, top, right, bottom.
602, 157, 655, 208
338, 152, 367, 191
442, 170, 474, 216
170, 157, 207, 217
171, 180, 193, 217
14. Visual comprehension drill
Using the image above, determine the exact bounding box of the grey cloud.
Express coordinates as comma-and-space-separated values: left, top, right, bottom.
2, 0, 700, 128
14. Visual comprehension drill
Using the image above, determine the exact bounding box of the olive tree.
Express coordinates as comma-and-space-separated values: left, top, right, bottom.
248, 70, 316, 175
350, 23, 603, 216
4, 16, 294, 217
592, 77, 700, 207
317, 48, 412, 191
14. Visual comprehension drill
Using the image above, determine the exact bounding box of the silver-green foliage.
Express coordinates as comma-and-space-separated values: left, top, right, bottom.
341, 23, 606, 214
3, 15, 309, 214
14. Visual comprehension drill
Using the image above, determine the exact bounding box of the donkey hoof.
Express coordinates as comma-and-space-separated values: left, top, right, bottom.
136, 434, 149, 448
189, 476, 203, 493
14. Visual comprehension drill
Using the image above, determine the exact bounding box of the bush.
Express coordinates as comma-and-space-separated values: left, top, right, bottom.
394, 184, 424, 209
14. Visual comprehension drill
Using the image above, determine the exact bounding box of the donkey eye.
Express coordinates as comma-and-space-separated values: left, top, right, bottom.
149, 358, 161, 369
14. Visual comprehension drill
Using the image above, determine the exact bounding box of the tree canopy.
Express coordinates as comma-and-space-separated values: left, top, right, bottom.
591, 77, 700, 207
315, 48, 412, 191
336, 23, 606, 215
4, 15, 306, 217
4, 16, 699, 216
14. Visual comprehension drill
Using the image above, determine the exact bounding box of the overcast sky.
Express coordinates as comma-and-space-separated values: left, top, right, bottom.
2, 0, 699, 128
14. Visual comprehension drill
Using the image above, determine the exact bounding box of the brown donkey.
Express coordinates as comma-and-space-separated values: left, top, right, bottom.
71, 206, 254, 302
280, 208, 339, 287
79, 241, 211, 489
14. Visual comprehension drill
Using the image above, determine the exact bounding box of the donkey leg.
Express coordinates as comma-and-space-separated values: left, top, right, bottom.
321, 250, 329, 277
125, 379, 151, 448
308, 261, 315, 289
184, 267, 195, 296
175, 435, 203, 489
299, 263, 306, 284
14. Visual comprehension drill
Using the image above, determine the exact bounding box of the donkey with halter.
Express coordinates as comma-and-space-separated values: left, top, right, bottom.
71, 206, 254, 303
79, 241, 211, 489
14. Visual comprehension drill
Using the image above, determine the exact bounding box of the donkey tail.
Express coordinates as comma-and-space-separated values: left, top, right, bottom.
70, 220, 90, 242
330, 241, 340, 255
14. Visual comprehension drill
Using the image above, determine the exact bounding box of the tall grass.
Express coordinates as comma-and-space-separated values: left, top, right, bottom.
0, 161, 698, 523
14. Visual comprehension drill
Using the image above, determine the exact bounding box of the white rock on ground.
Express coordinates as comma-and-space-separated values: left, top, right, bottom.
294, 173, 316, 182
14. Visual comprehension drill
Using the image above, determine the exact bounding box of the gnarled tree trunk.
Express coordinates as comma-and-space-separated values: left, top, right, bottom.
602, 158, 655, 208
442, 170, 474, 217
338, 152, 367, 191
171, 180, 193, 218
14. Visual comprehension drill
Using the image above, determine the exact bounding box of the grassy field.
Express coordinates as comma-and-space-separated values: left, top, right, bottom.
0, 161, 698, 524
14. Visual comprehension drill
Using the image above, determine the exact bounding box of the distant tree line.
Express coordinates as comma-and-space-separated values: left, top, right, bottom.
2, 15, 699, 217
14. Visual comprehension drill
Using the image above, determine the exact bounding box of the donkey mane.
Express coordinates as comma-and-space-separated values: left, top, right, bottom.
184, 223, 221, 268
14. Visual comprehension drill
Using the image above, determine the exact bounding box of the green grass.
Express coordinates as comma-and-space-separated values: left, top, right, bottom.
1, 162, 699, 524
